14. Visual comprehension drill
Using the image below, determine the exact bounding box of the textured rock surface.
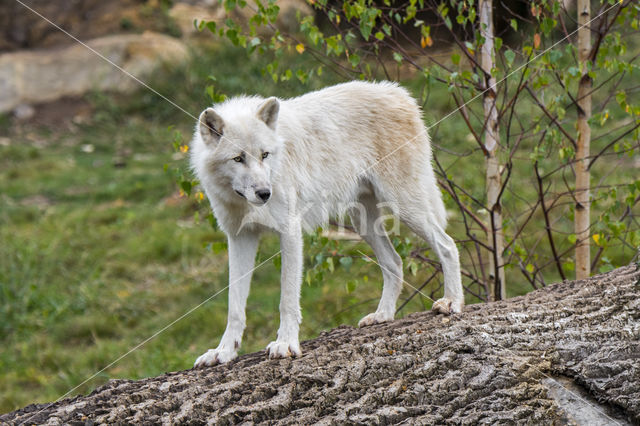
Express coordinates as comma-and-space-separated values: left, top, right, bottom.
3, 265, 639, 425
0, 0, 143, 52
0, 32, 188, 113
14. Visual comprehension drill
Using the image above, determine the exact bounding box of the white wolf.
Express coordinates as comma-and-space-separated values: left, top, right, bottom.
191, 81, 464, 367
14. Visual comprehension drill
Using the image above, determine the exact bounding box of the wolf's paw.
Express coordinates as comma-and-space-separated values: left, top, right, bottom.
266, 340, 302, 359
358, 311, 394, 327
194, 347, 237, 368
432, 297, 464, 315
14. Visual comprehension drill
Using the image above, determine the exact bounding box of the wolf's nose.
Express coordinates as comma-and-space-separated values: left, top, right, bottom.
256, 189, 271, 202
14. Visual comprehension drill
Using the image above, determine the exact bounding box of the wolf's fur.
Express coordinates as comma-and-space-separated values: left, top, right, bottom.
191, 81, 464, 367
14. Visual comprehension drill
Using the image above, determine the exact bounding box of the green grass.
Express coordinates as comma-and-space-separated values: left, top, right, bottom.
1, 39, 638, 413
0, 42, 409, 413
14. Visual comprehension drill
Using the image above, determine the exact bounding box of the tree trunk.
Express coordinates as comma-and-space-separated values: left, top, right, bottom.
575, 0, 592, 280
4, 265, 639, 424
479, 0, 506, 300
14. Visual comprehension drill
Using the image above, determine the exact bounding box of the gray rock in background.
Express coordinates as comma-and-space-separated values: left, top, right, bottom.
0, 0, 313, 114
0, 32, 189, 113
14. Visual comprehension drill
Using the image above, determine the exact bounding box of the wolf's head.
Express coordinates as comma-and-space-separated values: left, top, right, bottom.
197, 97, 281, 206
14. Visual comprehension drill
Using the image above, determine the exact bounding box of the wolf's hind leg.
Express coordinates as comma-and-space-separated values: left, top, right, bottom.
349, 194, 403, 327
401, 209, 464, 314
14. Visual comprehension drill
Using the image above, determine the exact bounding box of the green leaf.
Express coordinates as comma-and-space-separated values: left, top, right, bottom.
567, 66, 580, 77
266, 4, 280, 22
451, 52, 460, 65
281, 68, 292, 81
464, 41, 474, 53
504, 49, 515, 67
326, 257, 335, 273
359, 8, 379, 41
494, 37, 502, 51
339, 256, 353, 271
205, 85, 214, 101
540, 17, 557, 36
549, 49, 562, 63
296, 69, 308, 84
404, 4, 417, 23
444, 16, 452, 30
180, 180, 192, 195
409, 261, 418, 276
212, 241, 227, 253
510, 19, 517, 31
360, 22, 373, 41
349, 53, 361, 67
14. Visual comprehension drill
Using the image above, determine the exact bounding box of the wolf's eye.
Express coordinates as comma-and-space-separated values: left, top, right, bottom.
262, 152, 269, 159
233, 156, 244, 163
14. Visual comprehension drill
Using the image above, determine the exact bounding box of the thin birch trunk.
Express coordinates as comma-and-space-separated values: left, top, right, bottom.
480, 0, 505, 300
575, 0, 591, 279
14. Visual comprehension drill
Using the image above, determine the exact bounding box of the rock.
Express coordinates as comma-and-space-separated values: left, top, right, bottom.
0, 32, 189, 114
0, 0, 183, 53
13, 104, 35, 121
81, 144, 95, 153
2, 265, 639, 424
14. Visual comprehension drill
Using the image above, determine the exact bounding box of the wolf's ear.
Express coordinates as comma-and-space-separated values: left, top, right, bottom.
257, 97, 279, 130
199, 108, 224, 145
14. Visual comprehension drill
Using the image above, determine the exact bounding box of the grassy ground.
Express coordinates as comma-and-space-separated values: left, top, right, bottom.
1, 39, 637, 413
0, 43, 413, 412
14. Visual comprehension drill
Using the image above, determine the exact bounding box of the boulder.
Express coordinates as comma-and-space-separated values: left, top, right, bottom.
3, 265, 639, 424
0, 31, 189, 113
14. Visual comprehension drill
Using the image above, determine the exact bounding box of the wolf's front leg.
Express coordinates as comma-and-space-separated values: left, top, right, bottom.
267, 226, 303, 359
194, 233, 259, 367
